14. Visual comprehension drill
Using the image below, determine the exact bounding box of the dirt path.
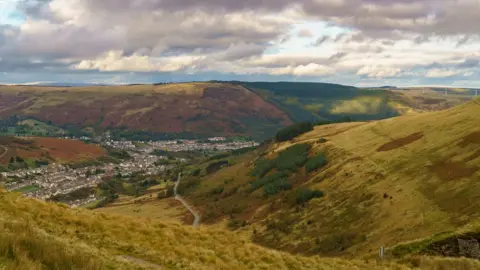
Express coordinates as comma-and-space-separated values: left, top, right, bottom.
0, 146, 8, 159
174, 173, 200, 228
117, 255, 162, 269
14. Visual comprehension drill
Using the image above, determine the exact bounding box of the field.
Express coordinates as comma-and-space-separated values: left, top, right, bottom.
12, 184, 40, 193
0, 136, 106, 166
178, 98, 480, 259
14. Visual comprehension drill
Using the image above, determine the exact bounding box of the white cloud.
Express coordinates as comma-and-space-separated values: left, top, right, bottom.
356, 66, 401, 78
74, 50, 202, 72
1, 0, 480, 87
425, 69, 459, 78
272, 63, 335, 76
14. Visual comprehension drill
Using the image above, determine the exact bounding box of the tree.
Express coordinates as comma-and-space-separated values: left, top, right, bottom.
275, 122, 313, 142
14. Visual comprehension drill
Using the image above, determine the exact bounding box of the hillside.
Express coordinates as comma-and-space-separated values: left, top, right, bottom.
0, 83, 292, 140
0, 189, 415, 270
0, 136, 106, 168
177, 98, 480, 258
0, 82, 473, 141
242, 82, 474, 122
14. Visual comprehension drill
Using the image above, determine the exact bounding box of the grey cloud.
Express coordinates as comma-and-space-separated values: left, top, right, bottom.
329, 52, 348, 61
456, 35, 471, 47
414, 35, 430, 44
5, 3, 287, 62
20, 0, 480, 39
312, 36, 330, 46
218, 43, 266, 61
0, 57, 69, 72
457, 59, 480, 68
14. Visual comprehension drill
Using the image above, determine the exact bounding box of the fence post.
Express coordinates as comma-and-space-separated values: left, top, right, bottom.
379, 246, 385, 259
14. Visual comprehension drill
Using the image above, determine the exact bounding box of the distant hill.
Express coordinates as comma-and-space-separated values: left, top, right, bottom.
0, 136, 106, 169
0, 82, 474, 140
175, 98, 480, 258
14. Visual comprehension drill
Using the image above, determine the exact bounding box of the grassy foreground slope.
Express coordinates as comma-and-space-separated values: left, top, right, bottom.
182, 98, 480, 258
0, 190, 410, 270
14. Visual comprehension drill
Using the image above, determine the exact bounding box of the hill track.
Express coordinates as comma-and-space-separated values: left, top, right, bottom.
0, 146, 8, 159
174, 173, 200, 228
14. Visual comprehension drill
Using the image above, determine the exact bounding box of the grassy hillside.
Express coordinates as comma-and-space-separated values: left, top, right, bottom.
0, 189, 414, 269
0, 83, 292, 141
0, 136, 106, 169
242, 82, 474, 123
1, 82, 473, 141
179, 98, 480, 258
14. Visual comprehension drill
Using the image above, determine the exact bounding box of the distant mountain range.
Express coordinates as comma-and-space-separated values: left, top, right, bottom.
0, 81, 475, 140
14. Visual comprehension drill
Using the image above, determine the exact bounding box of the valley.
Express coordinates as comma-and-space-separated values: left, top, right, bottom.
0, 83, 479, 269
170, 97, 480, 261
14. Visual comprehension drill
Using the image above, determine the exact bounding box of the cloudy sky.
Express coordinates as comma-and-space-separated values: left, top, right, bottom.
0, 0, 479, 87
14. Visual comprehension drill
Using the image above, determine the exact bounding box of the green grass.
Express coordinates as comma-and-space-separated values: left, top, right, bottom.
80, 200, 103, 209
19, 119, 66, 136
12, 185, 40, 193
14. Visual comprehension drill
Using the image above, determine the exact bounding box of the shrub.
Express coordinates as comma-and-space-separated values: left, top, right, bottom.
276, 144, 311, 172
317, 138, 327, 143
315, 120, 333, 126
231, 147, 256, 155
263, 179, 292, 196
35, 159, 49, 167
251, 171, 289, 191
227, 219, 248, 230
305, 153, 328, 174
210, 186, 224, 195
275, 122, 313, 142
206, 160, 229, 174
191, 168, 201, 176
251, 158, 276, 178
208, 152, 230, 161
107, 149, 131, 160
296, 188, 324, 204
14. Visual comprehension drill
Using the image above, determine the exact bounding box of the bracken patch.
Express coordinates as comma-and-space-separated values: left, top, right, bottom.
458, 131, 480, 147
377, 132, 424, 152
428, 160, 478, 181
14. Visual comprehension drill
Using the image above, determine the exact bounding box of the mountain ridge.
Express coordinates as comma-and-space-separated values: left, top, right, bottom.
0, 82, 474, 141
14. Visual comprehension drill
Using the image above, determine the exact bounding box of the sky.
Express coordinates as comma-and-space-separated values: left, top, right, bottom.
0, 0, 479, 87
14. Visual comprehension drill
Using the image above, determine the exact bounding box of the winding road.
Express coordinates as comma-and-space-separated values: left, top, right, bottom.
174, 173, 200, 228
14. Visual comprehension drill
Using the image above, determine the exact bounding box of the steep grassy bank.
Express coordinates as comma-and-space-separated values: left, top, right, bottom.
0, 190, 412, 269
179, 99, 480, 258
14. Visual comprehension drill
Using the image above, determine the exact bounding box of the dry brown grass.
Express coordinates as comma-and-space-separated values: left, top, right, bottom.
0, 190, 412, 269
184, 99, 480, 260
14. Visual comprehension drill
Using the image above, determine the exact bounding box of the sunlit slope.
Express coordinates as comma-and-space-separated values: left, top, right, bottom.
243, 82, 473, 122
266, 98, 480, 255
0, 190, 408, 270
182, 99, 480, 258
